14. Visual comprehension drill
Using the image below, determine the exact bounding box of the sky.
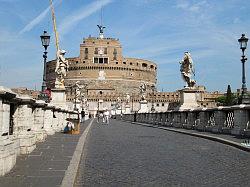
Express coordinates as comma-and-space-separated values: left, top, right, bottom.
0, 0, 250, 93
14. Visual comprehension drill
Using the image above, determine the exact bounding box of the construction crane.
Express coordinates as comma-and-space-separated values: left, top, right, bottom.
49, 0, 60, 53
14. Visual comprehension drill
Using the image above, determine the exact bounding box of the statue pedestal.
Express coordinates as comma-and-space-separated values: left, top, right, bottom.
124, 104, 131, 114
138, 100, 149, 113
50, 88, 67, 109
177, 88, 199, 110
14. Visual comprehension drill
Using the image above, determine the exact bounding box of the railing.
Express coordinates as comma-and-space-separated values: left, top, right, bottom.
0, 86, 79, 176
116, 105, 250, 137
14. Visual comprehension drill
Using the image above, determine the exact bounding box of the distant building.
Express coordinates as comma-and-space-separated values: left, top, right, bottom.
11, 87, 40, 100
45, 26, 223, 114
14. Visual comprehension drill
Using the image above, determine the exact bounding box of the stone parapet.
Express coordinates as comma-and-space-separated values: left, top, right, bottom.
0, 86, 79, 176
118, 104, 250, 138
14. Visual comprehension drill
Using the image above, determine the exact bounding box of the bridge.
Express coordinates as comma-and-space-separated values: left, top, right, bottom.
0, 86, 250, 187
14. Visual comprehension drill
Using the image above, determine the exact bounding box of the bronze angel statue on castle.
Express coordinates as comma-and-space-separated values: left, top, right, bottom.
179, 52, 196, 88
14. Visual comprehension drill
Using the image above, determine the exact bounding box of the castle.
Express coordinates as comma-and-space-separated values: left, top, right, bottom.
46, 26, 223, 115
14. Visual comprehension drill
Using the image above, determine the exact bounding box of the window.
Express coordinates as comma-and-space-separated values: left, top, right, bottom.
93, 57, 109, 64
156, 103, 159, 107
142, 63, 147, 67
116, 62, 118, 64
162, 103, 164, 107
123, 62, 126, 64
104, 58, 108, 64
99, 58, 103, 63
130, 62, 133, 65
113, 48, 117, 60
84, 48, 88, 59
95, 48, 98, 54
104, 48, 107, 54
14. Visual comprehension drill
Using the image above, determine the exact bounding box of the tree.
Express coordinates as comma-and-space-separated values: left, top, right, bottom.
216, 85, 238, 106
216, 95, 226, 106
225, 85, 233, 106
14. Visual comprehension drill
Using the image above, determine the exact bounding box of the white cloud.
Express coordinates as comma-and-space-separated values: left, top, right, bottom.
19, 0, 60, 35
58, 0, 113, 38
176, 0, 208, 13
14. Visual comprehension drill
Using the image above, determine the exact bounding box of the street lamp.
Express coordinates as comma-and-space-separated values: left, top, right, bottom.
151, 85, 156, 112
40, 31, 50, 92
238, 34, 250, 104
70, 82, 81, 111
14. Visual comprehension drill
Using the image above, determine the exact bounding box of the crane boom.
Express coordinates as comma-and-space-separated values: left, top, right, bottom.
49, 0, 60, 53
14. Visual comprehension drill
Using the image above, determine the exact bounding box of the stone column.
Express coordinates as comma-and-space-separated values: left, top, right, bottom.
52, 108, 60, 132
43, 104, 55, 135
231, 105, 250, 136
58, 110, 64, 131
1, 101, 10, 136
173, 112, 181, 128
186, 110, 196, 129
180, 111, 188, 128
32, 100, 47, 142
0, 87, 16, 176
144, 113, 148, 124
212, 107, 226, 133
196, 109, 210, 131
58, 110, 65, 131
13, 96, 36, 154
161, 113, 167, 126
154, 113, 160, 125
165, 112, 172, 126
148, 113, 153, 124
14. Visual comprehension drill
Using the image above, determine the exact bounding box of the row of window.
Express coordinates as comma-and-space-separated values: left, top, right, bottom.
94, 57, 108, 64
67, 66, 156, 73
71, 60, 156, 70
85, 48, 116, 54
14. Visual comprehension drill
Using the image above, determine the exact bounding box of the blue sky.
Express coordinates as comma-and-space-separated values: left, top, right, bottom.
0, 0, 250, 92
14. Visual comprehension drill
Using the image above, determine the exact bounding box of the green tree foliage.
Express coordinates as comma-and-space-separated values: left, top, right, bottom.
216, 95, 227, 106
225, 85, 233, 106
216, 85, 238, 106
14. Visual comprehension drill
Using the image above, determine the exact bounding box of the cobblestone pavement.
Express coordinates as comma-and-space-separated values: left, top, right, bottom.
75, 119, 250, 187
0, 121, 90, 187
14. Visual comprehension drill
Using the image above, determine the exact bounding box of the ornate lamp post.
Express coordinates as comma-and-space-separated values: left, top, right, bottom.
151, 85, 156, 112
70, 81, 81, 111
40, 31, 50, 92
238, 34, 250, 104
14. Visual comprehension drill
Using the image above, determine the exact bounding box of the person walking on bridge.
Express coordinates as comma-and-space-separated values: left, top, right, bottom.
104, 109, 110, 124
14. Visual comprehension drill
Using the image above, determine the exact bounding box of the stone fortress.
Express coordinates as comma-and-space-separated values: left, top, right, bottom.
46, 26, 223, 115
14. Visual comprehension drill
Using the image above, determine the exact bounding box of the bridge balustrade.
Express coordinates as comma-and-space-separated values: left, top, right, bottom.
0, 86, 78, 176
115, 105, 250, 138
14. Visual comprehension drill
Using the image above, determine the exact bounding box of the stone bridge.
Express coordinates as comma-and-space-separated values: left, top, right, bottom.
0, 86, 78, 176
1, 85, 250, 186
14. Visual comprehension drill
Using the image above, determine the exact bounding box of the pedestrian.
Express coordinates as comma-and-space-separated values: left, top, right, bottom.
104, 109, 110, 124
97, 112, 104, 124
64, 122, 70, 133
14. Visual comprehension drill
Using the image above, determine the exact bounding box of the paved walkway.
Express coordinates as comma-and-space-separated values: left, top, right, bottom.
75, 119, 250, 187
0, 120, 91, 187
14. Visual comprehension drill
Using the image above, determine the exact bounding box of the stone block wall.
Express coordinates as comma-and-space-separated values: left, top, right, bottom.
0, 86, 78, 176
